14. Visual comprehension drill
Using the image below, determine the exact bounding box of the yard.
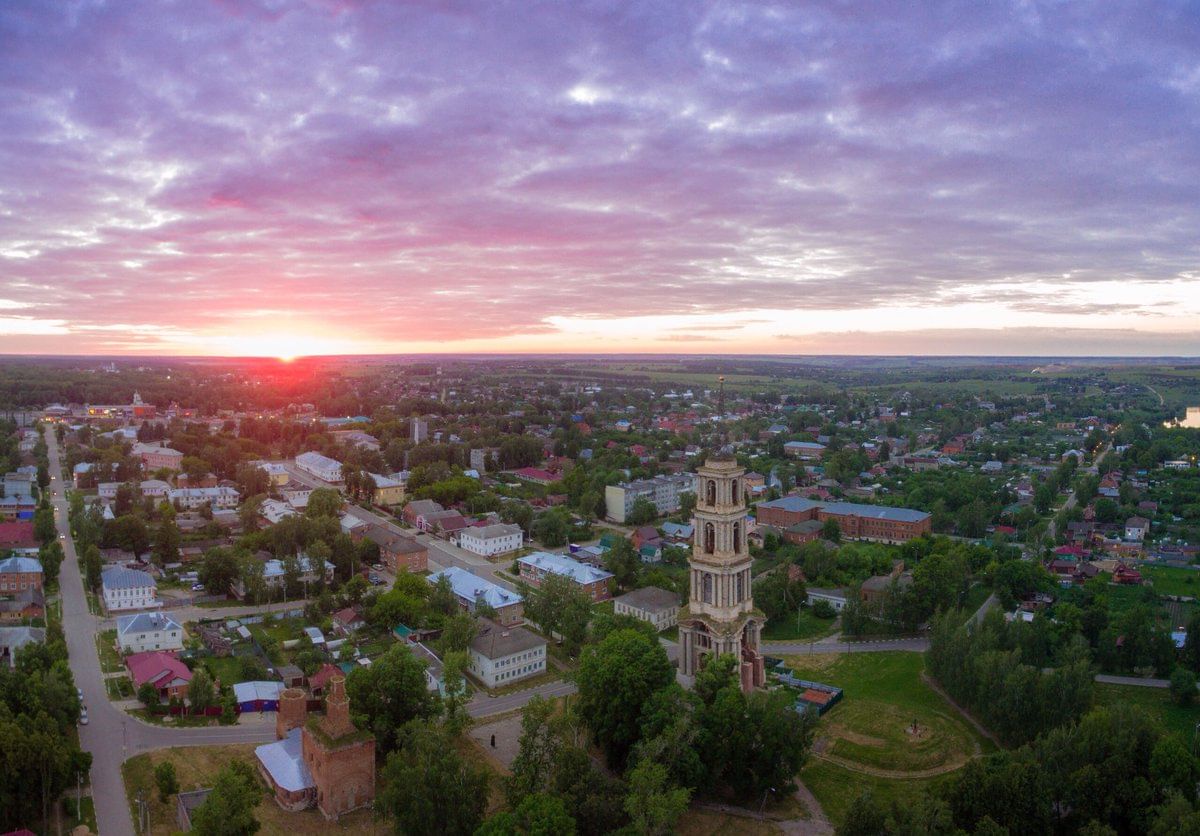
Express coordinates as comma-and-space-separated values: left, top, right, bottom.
96, 629, 124, 673
761, 609, 839, 642
780, 652, 993, 829
122, 744, 376, 835
105, 676, 134, 700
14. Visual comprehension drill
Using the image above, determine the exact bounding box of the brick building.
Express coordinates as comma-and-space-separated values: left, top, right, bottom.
259, 679, 375, 820
756, 497, 931, 544
362, 526, 428, 573
517, 552, 613, 602
0, 556, 43, 594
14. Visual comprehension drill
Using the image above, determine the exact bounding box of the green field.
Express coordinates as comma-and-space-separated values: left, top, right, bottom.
762, 609, 839, 641
1146, 565, 1200, 598
781, 652, 993, 828
1095, 683, 1200, 747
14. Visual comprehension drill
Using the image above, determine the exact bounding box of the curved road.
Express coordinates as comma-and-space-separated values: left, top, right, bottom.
45, 427, 275, 836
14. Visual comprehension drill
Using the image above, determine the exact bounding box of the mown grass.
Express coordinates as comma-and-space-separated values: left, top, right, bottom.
1095, 683, 1200, 747
762, 609, 839, 641
1147, 565, 1200, 598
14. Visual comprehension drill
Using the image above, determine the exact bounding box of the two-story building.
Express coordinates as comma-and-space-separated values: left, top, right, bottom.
363, 526, 428, 573
517, 552, 613, 602
0, 556, 43, 595
613, 586, 680, 631
101, 566, 158, 612
117, 611, 184, 653
133, 442, 184, 472
458, 523, 524, 558
167, 486, 241, 510
295, 451, 343, 483
468, 619, 546, 689
427, 567, 524, 626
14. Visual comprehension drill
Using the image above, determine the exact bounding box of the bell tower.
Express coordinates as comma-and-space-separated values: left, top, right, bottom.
679, 454, 765, 691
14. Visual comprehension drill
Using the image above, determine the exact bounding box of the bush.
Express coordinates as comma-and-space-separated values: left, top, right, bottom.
155, 761, 179, 802
811, 599, 837, 619
1169, 667, 1197, 707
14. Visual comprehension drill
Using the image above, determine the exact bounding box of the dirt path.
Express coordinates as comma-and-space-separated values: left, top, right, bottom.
783, 780, 835, 835
920, 672, 1001, 748
811, 749, 972, 780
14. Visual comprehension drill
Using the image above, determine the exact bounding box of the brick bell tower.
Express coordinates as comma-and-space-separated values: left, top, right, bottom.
678, 454, 766, 692
301, 675, 375, 820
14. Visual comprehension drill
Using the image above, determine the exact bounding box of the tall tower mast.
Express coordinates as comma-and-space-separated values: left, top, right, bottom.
679, 453, 765, 691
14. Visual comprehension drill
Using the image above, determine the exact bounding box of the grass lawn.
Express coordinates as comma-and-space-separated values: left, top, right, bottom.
200, 654, 250, 689
800, 759, 958, 827
762, 609, 839, 642
62, 795, 98, 833
105, 676, 134, 700
779, 652, 993, 828
123, 744, 376, 835
481, 668, 565, 696
1095, 683, 1200, 747
676, 810, 780, 835
1147, 565, 1200, 598
96, 630, 124, 673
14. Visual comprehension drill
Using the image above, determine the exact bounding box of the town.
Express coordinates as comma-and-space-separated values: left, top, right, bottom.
1, 354, 1199, 835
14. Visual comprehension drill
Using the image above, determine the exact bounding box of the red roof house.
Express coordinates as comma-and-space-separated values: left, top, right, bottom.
126, 650, 192, 701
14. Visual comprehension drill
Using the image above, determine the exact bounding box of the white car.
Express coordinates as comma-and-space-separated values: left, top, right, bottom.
79, 706, 88, 725
192, 583, 206, 592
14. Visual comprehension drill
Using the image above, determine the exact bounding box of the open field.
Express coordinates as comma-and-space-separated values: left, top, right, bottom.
780, 652, 993, 828
1146, 564, 1200, 598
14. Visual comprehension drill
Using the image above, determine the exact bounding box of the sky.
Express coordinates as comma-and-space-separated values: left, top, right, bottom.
1, 1, 1198, 358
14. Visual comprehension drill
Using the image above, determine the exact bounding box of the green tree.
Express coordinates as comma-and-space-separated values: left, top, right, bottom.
155, 761, 179, 802
506, 696, 563, 804
152, 515, 181, 568
603, 538, 641, 591
305, 487, 343, 519
190, 760, 261, 836
188, 667, 216, 712
200, 547, 241, 596
623, 758, 690, 836
137, 682, 160, 707
576, 628, 673, 767
345, 644, 439, 755
820, 517, 841, 543
531, 510, 570, 547
627, 498, 659, 526
377, 724, 489, 836
33, 503, 57, 543
525, 573, 594, 656
1170, 667, 1197, 707
477, 794, 576, 836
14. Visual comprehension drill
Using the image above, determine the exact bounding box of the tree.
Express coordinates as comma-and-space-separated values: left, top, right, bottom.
754, 569, 806, 623
1170, 667, 1197, 707
345, 644, 439, 755
305, 487, 343, 519
623, 759, 690, 836
37, 541, 64, 588
155, 761, 179, 802
33, 503, 57, 543
377, 724, 489, 836
603, 538, 641, 591
576, 628, 673, 767
627, 498, 659, 526
138, 682, 160, 707
109, 514, 149, 557
506, 696, 563, 804
200, 547, 241, 596
439, 611, 477, 656
190, 761, 261, 836
478, 794, 576, 836
525, 573, 594, 656
820, 517, 841, 542
188, 667, 216, 712
152, 515, 181, 568
531, 510, 570, 547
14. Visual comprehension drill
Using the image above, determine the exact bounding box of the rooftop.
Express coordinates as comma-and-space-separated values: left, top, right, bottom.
470, 619, 545, 660
427, 566, 523, 609
518, 552, 614, 585
615, 586, 679, 612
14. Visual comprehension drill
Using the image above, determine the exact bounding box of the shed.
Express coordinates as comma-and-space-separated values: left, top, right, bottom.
233, 680, 284, 712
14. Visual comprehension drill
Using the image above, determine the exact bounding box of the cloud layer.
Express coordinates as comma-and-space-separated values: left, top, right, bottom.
1, 0, 1198, 354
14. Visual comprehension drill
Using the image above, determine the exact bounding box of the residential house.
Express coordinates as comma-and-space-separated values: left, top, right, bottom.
510, 467, 558, 485
1125, 516, 1150, 541
468, 618, 546, 689
0, 521, 36, 550
0, 556, 42, 594
256, 462, 291, 486
168, 486, 240, 510
0, 625, 45, 667
126, 650, 192, 701
363, 526, 428, 573
331, 607, 365, 637
0, 588, 45, 622
116, 611, 184, 653
133, 442, 184, 472
402, 499, 444, 529
367, 473, 406, 506
613, 586, 680, 631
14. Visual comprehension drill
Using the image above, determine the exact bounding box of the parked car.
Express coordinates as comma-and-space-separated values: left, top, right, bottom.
368, 574, 384, 586
192, 583, 206, 591
79, 706, 88, 725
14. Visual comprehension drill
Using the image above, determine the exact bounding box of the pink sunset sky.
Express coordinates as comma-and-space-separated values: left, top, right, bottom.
1, 1, 1198, 357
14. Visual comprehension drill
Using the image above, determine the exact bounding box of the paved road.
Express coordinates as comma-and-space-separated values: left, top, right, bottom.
46, 427, 275, 836
467, 679, 578, 718
1094, 673, 1171, 689
763, 636, 930, 655
1047, 443, 1111, 541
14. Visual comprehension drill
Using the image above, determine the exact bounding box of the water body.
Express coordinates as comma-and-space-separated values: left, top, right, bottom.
1165, 406, 1200, 429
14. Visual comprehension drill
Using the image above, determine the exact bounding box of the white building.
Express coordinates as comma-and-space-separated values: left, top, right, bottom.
260, 499, 298, 525
458, 523, 524, 557
168, 486, 240, 510
98, 482, 121, 500
604, 473, 695, 523
806, 587, 848, 612
295, 451, 343, 483
116, 611, 183, 653
468, 619, 546, 689
613, 586, 680, 631
102, 566, 158, 612
139, 479, 171, 498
